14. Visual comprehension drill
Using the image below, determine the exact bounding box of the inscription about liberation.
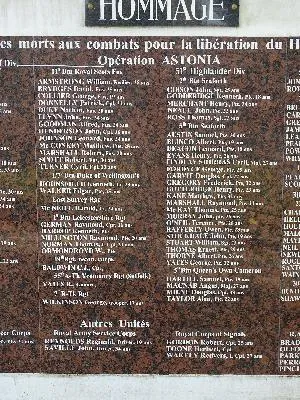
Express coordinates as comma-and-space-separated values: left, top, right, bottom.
0, 37, 299, 375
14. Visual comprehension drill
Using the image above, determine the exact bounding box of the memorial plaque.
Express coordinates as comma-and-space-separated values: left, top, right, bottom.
0, 36, 299, 374
85, 0, 239, 26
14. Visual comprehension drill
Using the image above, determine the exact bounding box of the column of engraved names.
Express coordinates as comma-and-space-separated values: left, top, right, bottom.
164, 38, 284, 369
166, 54, 266, 303
0, 42, 39, 372
279, 37, 300, 374
36, 64, 151, 356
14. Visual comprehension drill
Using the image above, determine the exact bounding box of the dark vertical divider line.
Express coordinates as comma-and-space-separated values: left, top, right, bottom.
277, 37, 288, 373
31, 35, 42, 373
